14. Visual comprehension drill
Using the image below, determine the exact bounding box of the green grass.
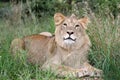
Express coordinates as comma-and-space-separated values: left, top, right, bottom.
0, 18, 57, 80
0, 2, 10, 8
0, 14, 120, 80
88, 17, 120, 80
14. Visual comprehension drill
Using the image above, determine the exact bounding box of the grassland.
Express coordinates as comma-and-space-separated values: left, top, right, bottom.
0, 12, 120, 80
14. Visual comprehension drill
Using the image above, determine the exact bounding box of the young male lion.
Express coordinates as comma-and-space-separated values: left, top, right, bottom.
10, 13, 103, 78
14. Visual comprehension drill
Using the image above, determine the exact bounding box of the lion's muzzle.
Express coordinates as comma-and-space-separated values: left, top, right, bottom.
63, 31, 76, 44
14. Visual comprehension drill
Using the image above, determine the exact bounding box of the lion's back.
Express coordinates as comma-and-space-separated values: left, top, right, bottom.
23, 34, 54, 65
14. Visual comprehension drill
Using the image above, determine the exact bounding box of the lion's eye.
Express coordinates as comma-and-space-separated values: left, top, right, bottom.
75, 24, 80, 29
63, 23, 67, 26
62, 23, 67, 28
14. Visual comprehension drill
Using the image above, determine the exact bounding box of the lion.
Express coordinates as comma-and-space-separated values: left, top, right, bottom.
10, 13, 103, 78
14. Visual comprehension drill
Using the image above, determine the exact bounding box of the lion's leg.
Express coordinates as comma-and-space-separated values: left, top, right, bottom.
42, 63, 103, 78
10, 38, 24, 56
76, 62, 103, 78
56, 64, 102, 78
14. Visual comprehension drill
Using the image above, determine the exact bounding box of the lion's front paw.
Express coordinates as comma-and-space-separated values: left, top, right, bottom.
76, 69, 90, 77
76, 68, 103, 78
92, 69, 103, 77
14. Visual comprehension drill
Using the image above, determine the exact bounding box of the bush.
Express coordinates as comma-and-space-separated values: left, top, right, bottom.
28, 0, 73, 17
24, 0, 119, 19
88, 0, 120, 18
29, 0, 56, 17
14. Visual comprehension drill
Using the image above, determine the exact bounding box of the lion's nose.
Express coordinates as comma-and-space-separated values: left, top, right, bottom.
67, 31, 74, 35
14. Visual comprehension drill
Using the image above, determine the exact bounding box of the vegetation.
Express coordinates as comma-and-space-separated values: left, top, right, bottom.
0, 0, 120, 80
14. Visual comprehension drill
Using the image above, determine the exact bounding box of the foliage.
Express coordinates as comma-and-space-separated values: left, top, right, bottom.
28, 0, 73, 17
88, 0, 120, 18
29, 0, 56, 17
20, 0, 120, 18
1, 0, 119, 19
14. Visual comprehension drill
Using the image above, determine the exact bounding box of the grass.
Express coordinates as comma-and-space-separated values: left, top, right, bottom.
0, 12, 120, 80
88, 16, 120, 80
0, 2, 10, 8
0, 17, 57, 80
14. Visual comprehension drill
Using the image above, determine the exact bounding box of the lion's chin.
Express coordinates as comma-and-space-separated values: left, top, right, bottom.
64, 39, 75, 44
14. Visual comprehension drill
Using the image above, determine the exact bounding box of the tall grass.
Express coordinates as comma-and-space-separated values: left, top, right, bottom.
88, 16, 120, 80
82, 2, 120, 79
0, 17, 57, 80
0, 2, 120, 80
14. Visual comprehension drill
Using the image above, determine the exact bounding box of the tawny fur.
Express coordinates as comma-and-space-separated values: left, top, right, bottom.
39, 32, 52, 37
10, 13, 103, 78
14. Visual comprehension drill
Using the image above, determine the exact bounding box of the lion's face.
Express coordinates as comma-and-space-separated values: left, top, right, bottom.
54, 13, 89, 50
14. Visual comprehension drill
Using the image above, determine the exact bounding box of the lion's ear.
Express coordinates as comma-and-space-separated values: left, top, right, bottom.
54, 13, 65, 25
79, 17, 90, 29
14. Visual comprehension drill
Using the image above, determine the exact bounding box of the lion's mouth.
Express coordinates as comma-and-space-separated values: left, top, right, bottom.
63, 37, 76, 41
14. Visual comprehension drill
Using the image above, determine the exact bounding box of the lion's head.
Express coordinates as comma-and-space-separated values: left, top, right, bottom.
54, 13, 90, 50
